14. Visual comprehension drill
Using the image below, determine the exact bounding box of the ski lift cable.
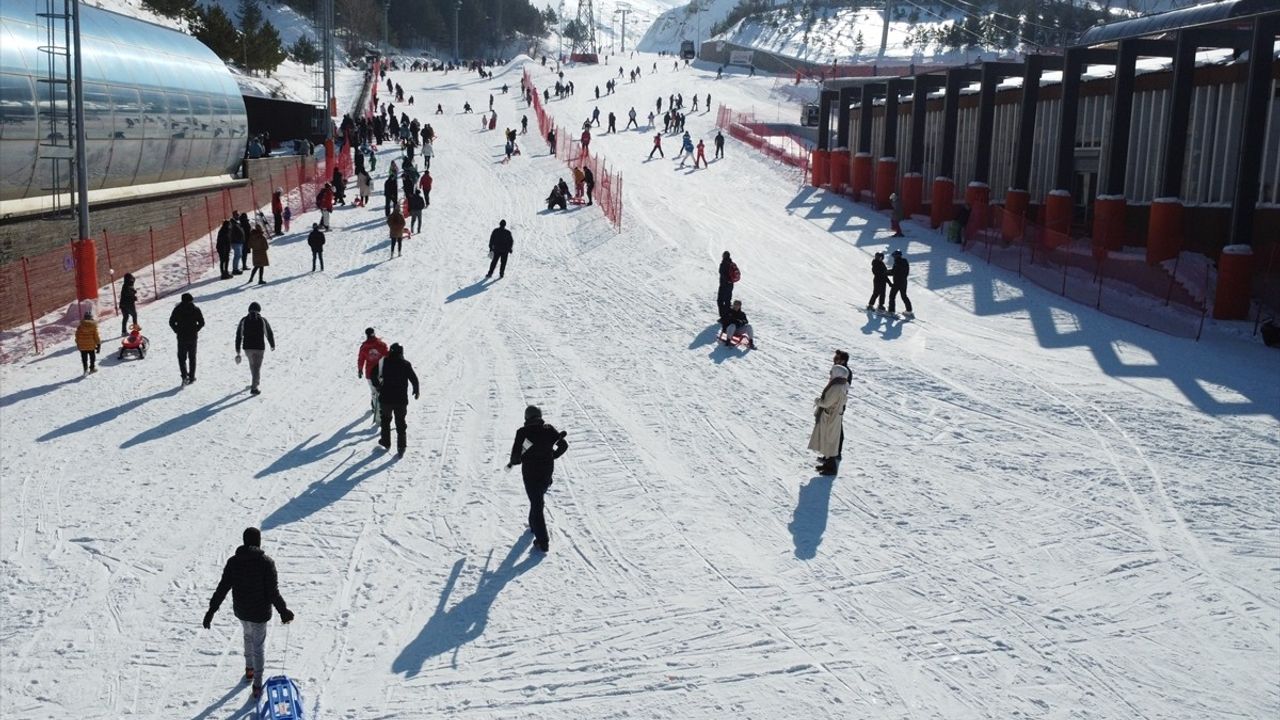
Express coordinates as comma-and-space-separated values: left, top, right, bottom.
897, 0, 1044, 48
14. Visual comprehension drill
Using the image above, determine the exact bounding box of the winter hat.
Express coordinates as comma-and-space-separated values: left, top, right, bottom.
830, 365, 850, 380
123, 272, 134, 283
389, 343, 403, 355
83, 309, 93, 319
181, 292, 194, 303
243, 527, 261, 547
499, 219, 507, 228
248, 301, 261, 313
892, 250, 902, 257
874, 252, 884, 259
524, 405, 542, 422
365, 327, 375, 338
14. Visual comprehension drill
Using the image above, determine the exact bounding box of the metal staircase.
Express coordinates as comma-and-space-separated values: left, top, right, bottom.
35, 0, 77, 218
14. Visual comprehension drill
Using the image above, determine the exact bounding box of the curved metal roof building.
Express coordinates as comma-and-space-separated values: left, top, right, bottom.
0, 0, 248, 203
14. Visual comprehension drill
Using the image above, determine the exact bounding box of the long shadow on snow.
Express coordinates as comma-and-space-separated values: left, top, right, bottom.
191, 272, 308, 305
190, 682, 253, 720
255, 415, 372, 478
1, 377, 79, 410
787, 186, 1280, 419
859, 310, 904, 341
445, 278, 494, 304
119, 392, 251, 448
336, 262, 382, 278
790, 475, 834, 560
260, 449, 395, 530
709, 340, 750, 364
688, 322, 721, 349
393, 535, 542, 675
37, 386, 183, 442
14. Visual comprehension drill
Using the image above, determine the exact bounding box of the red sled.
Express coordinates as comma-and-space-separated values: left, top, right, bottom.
718, 331, 754, 349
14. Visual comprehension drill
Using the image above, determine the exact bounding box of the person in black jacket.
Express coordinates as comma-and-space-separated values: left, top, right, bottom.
487, 219, 514, 278
717, 251, 735, 317
372, 343, 419, 455
202, 527, 294, 698
168, 292, 205, 384
583, 166, 595, 206
118, 273, 138, 336
888, 250, 913, 317
216, 222, 233, 279
307, 223, 326, 271
384, 174, 399, 216
235, 301, 275, 395
866, 252, 888, 312
228, 216, 246, 275
720, 300, 756, 348
507, 406, 568, 553
237, 212, 252, 273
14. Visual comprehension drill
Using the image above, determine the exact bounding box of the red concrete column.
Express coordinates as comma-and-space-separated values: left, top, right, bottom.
73, 238, 99, 302
930, 177, 954, 229
851, 152, 873, 198
1003, 188, 1029, 241
1044, 190, 1073, 248
902, 173, 923, 218
875, 157, 898, 209
1146, 197, 1183, 265
828, 151, 850, 194
810, 149, 830, 187
1092, 195, 1127, 252
965, 181, 990, 236
1213, 245, 1253, 320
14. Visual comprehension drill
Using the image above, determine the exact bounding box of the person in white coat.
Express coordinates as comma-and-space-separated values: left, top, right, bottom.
808, 358, 849, 476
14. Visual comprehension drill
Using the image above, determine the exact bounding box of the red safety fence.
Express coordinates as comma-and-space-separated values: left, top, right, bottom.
523, 69, 623, 230
716, 105, 811, 175
0, 149, 353, 361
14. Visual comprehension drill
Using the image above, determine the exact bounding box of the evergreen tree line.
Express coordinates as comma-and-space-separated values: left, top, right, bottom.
142, 0, 296, 74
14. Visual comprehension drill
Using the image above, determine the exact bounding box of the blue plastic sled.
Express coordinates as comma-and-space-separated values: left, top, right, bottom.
257, 675, 304, 720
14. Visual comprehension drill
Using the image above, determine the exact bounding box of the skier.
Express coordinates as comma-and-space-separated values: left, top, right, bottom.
247, 224, 270, 285
202, 527, 294, 700
506, 405, 569, 553
74, 310, 101, 376
717, 251, 737, 316
648, 132, 664, 159
168, 292, 205, 385
487, 219, 514, 278
888, 250, 913, 318
307, 223, 326, 271
679, 131, 694, 164
118, 273, 138, 336
694, 139, 708, 168
866, 252, 888, 313
371, 342, 419, 456
890, 192, 904, 237
626, 107, 638, 130
714, 130, 725, 159
235, 301, 275, 396
583, 166, 595, 206
720, 300, 756, 349
357, 328, 389, 425
809, 361, 849, 476
387, 206, 407, 258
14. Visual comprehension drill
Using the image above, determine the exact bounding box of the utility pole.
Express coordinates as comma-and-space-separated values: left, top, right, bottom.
879, 0, 891, 60
382, 0, 390, 53
454, 0, 461, 61
70, 0, 89, 246
617, 2, 629, 53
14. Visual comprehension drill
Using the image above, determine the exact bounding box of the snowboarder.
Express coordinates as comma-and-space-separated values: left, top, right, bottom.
387, 207, 407, 257
75, 310, 101, 375
202, 527, 294, 700
168, 292, 205, 385
888, 250, 913, 318
809, 361, 849, 476
247, 225, 270, 285
717, 251, 738, 317
357, 328, 389, 425
234, 301, 275, 395
506, 405, 569, 553
372, 342, 419, 456
720, 300, 756, 348
118, 273, 138, 337
866, 252, 888, 312
487, 219, 514, 278
307, 223, 326, 271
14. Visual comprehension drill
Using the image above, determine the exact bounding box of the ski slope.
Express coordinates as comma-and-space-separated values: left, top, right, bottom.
2, 55, 1278, 719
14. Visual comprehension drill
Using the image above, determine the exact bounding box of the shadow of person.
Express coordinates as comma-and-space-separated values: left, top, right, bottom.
789, 475, 834, 560
688, 322, 722, 349
190, 682, 252, 720
118, 392, 251, 448
260, 449, 395, 530
39, 385, 183, 442
881, 315, 904, 341
444, 278, 494, 304
2, 377, 79, 410
255, 415, 370, 478
392, 535, 542, 676
860, 311, 886, 336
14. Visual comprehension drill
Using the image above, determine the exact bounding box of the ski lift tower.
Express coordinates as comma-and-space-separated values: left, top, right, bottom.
570, 0, 598, 62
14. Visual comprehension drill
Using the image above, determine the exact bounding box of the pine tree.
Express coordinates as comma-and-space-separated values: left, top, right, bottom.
289, 35, 321, 66
247, 21, 288, 75
193, 5, 240, 62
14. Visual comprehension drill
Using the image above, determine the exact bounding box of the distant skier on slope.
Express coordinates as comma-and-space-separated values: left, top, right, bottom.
507, 405, 569, 553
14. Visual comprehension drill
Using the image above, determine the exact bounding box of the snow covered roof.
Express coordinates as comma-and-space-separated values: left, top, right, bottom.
1076, 0, 1279, 46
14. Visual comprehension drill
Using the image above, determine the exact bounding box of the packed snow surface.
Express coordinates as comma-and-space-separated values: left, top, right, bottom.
2, 55, 1278, 719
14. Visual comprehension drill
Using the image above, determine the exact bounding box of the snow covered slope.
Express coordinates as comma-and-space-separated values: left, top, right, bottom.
1, 54, 1277, 718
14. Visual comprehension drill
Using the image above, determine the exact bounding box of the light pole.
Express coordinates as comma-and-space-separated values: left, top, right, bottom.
454, 0, 461, 62
615, 3, 629, 54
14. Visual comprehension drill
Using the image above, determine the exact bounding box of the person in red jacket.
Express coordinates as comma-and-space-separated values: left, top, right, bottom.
270, 188, 284, 236
357, 327, 389, 424
317, 183, 334, 230
648, 132, 663, 159
694, 139, 708, 169
579, 128, 591, 160
418, 171, 432, 207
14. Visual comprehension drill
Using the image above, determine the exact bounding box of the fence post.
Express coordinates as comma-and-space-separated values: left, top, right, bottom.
205, 196, 217, 257
101, 230, 117, 313
148, 226, 160, 300
179, 208, 192, 286
1096, 257, 1105, 309
21, 257, 40, 354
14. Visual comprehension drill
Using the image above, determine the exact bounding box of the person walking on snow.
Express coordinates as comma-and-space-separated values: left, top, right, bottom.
216, 222, 233, 279
717, 251, 738, 317
580, 128, 591, 159
228, 214, 246, 275
237, 212, 251, 272
487, 219, 514, 278
357, 328, 389, 425
307, 223, 326, 271
317, 183, 334, 230
247, 225, 270, 285
714, 130, 725, 159
169, 292, 205, 385
583, 166, 595, 206
384, 174, 399, 216
118, 273, 138, 336
506, 405, 569, 553
809, 361, 850, 476
888, 250, 913, 317
235, 301, 275, 395
572, 166, 586, 201
890, 192, 905, 237
408, 190, 425, 234
371, 342, 419, 456
75, 310, 101, 375
866, 252, 888, 312
419, 171, 433, 207
387, 207, 407, 257
648, 132, 664, 159
202, 527, 294, 700
607, 112, 616, 133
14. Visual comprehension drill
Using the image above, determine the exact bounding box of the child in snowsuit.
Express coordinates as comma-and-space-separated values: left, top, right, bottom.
75, 310, 102, 375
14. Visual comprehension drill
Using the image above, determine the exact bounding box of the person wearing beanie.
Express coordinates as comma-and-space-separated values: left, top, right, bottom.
866, 252, 888, 313
235, 302, 275, 395
74, 309, 101, 376
118, 273, 138, 337
809, 356, 850, 476
487, 219, 514, 278
370, 342, 419, 455
168, 292, 205, 385
888, 250, 913, 318
356, 328, 389, 425
717, 251, 737, 318
307, 223, 326, 271
506, 405, 569, 553
271, 188, 284, 236
203, 526, 294, 699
